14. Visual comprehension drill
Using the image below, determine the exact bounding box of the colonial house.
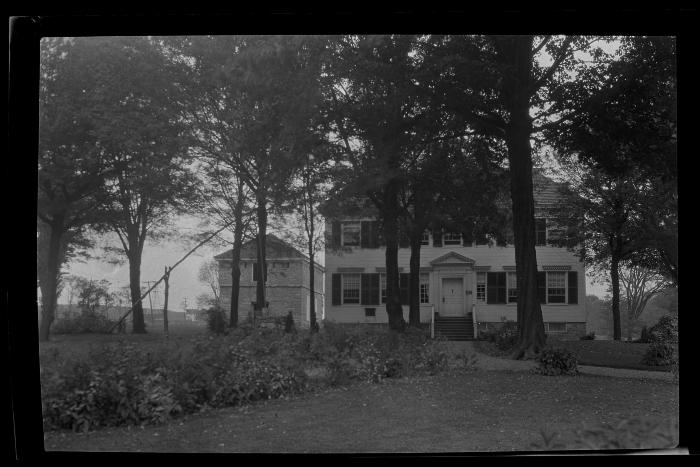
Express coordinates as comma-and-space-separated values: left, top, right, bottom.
215, 234, 325, 327
323, 174, 586, 340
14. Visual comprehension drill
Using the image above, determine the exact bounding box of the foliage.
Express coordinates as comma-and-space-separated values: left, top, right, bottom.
532, 418, 678, 450
641, 341, 677, 367
206, 307, 227, 336
197, 260, 221, 308
579, 332, 595, 340
52, 311, 117, 335
41, 324, 452, 432
647, 315, 678, 345
284, 311, 296, 334
534, 347, 579, 376
495, 320, 520, 351
635, 326, 652, 343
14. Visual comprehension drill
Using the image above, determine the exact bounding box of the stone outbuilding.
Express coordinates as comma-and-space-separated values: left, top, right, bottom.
214, 234, 325, 327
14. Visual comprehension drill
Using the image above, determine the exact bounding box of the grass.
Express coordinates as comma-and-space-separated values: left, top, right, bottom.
546, 338, 675, 372
42, 369, 678, 453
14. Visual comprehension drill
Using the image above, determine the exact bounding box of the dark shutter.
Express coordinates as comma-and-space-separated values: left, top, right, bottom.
462, 229, 473, 246
535, 218, 547, 246
332, 273, 341, 305
487, 272, 506, 304
399, 273, 409, 305
369, 273, 380, 305
432, 229, 442, 247
332, 221, 341, 248
568, 271, 578, 304
361, 222, 371, 248
537, 271, 547, 304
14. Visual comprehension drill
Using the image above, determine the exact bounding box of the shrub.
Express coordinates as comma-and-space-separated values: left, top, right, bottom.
642, 341, 678, 366
52, 311, 117, 334
495, 320, 519, 351
648, 315, 678, 345
284, 311, 296, 334
535, 347, 579, 376
579, 332, 595, 341
206, 307, 227, 335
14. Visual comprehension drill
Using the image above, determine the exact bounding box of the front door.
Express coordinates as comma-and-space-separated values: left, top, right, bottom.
441, 277, 464, 316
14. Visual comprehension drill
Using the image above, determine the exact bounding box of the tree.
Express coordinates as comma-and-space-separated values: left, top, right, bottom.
325, 35, 436, 331
175, 35, 324, 318
424, 35, 607, 357
37, 37, 121, 341
75, 278, 114, 315
618, 262, 671, 342
197, 259, 221, 309
88, 37, 195, 334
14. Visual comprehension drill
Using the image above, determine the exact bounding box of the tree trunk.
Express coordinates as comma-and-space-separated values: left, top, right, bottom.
501, 35, 546, 359
39, 219, 64, 342
610, 254, 622, 341
229, 185, 245, 328
408, 233, 422, 327
382, 179, 406, 331
255, 194, 267, 313
627, 304, 634, 342
308, 203, 319, 332
129, 253, 147, 333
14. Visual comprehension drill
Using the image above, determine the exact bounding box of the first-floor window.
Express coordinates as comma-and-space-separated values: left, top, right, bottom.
547, 272, 566, 303
507, 271, 518, 303
420, 273, 430, 303
342, 274, 361, 304
476, 272, 486, 303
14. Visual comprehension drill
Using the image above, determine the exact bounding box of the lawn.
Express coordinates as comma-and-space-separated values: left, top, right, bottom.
546, 338, 675, 372
42, 369, 679, 453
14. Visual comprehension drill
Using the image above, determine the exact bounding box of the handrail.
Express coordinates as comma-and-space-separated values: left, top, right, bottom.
472, 303, 478, 339
431, 304, 435, 339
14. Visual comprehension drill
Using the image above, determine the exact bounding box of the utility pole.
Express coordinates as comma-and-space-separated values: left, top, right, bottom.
163, 266, 171, 338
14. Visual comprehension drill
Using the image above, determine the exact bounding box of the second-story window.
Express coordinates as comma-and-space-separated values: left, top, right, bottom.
342, 222, 361, 246
443, 231, 462, 245
421, 230, 430, 245
535, 218, 547, 246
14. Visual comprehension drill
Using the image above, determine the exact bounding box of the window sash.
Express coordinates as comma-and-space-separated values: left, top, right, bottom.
443, 231, 462, 245
420, 230, 430, 245
342, 274, 360, 304
420, 273, 430, 304
546, 272, 566, 303
342, 222, 361, 246
507, 271, 518, 303
476, 272, 486, 302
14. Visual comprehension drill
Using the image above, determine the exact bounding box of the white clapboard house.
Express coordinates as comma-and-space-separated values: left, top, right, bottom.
323, 174, 586, 340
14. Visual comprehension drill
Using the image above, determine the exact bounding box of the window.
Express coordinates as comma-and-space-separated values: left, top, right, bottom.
420, 273, 430, 304
443, 231, 462, 245
342, 274, 361, 304
476, 272, 486, 303
507, 272, 518, 303
421, 230, 430, 245
342, 222, 361, 246
487, 272, 507, 304
276, 261, 290, 269
380, 274, 387, 304
547, 272, 566, 303
546, 322, 566, 333
535, 218, 547, 246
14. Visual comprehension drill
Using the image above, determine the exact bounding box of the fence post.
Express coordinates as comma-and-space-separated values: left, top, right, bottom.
163, 266, 170, 338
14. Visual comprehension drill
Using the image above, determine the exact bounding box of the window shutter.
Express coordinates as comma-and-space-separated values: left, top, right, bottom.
537, 271, 547, 304
497, 272, 506, 304
568, 271, 578, 304
535, 218, 547, 246
332, 221, 341, 248
432, 229, 442, 247
399, 273, 409, 305
369, 273, 380, 305
487, 272, 498, 304
332, 274, 341, 305
361, 222, 370, 249
361, 273, 369, 305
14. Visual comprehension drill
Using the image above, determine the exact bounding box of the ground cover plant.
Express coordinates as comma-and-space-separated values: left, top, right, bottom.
40, 322, 451, 432
43, 370, 679, 453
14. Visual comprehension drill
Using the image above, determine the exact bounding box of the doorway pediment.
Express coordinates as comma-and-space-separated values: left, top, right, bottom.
430, 252, 475, 267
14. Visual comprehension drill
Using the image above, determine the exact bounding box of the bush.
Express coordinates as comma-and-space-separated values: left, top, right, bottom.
495, 320, 519, 351
642, 341, 678, 366
206, 307, 227, 335
579, 332, 595, 341
52, 311, 117, 334
647, 315, 678, 345
535, 347, 579, 376
284, 311, 296, 334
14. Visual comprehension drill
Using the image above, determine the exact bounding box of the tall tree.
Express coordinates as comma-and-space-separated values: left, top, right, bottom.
176, 35, 324, 317
426, 35, 607, 357
325, 34, 435, 331
618, 262, 671, 342
88, 37, 195, 333
197, 259, 221, 309
37, 37, 121, 341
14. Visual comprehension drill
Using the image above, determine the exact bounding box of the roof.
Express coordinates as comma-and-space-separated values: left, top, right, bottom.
214, 234, 307, 261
